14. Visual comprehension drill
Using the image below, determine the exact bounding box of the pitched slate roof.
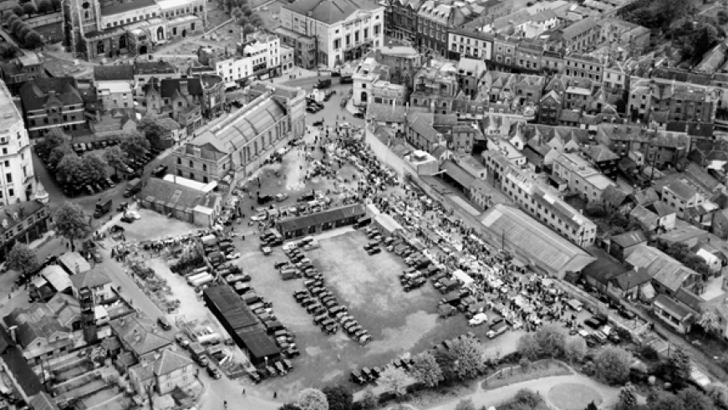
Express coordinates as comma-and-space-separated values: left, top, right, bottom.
110, 315, 172, 357
4, 304, 68, 349
29, 392, 59, 410
654, 294, 695, 321
154, 348, 192, 376
625, 244, 699, 293
602, 184, 628, 208
611, 230, 647, 248
190, 97, 287, 154
19, 78, 83, 111
283, 0, 380, 25
94, 65, 134, 81
70, 266, 112, 290
101, 0, 157, 16
140, 178, 219, 210
610, 267, 652, 290
584, 144, 619, 162
277, 203, 366, 233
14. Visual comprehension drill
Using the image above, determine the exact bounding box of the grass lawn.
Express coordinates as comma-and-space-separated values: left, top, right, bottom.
548, 383, 602, 410
240, 229, 503, 397
482, 360, 572, 390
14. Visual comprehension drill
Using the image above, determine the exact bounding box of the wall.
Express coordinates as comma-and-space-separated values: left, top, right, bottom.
364, 127, 410, 180
24, 12, 62, 28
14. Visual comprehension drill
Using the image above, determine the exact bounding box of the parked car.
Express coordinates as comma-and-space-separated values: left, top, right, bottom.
157, 317, 172, 331
353, 111, 365, 119
275, 193, 289, 202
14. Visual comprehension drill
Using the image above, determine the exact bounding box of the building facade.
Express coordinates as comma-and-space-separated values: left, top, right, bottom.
416, 1, 464, 57
169, 82, 305, 185
0, 81, 35, 204
447, 28, 493, 62
63, 0, 207, 60
19, 78, 88, 138
279, 0, 385, 69
382, 0, 421, 44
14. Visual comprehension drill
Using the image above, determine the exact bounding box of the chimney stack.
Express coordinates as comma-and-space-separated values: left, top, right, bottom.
180, 80, 189, 96
8, 326, 17, 344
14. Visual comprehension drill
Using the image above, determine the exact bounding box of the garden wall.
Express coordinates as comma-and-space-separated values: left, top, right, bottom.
24, 12, 61, 28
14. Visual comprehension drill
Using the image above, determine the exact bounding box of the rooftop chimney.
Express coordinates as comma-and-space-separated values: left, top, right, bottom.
180, 80, 189, 96
8, 326, 17, 344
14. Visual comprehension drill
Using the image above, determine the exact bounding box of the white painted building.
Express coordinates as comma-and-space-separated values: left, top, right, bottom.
279, 0, 385, 69
213, 32, 281, 83
0, 80, 35, 204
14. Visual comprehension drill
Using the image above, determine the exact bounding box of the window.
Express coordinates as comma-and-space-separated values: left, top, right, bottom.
374, 24, 380, 35
202, 164, 207, 171
8, 189, 13, 197
189, 160, 193, 167
177, 158, 181, 165
5, 173, 11, 183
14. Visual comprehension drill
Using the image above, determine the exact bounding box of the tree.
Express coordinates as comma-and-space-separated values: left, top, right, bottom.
586, 202, 607, 218
585, 402, 599, 410
278, 405, 301, 410
56, 154, 84, 184
358, 388, 377, 410
450, 336, 485, 379
6, 242, 39, 275
103, 145, 129, 175
12, 5, 23, 16
409, 351, 443, 388
249, 13, 264, 27
37, 0, 52, 13
137, 117, 167, 150
24, 30, 43, 49
10, 19, 23, 34
698, 311, 720, 338
0, 42, 17, 59
706, 383, 728, 410
242, 23, 255, 41
648, 390, 685, 410
594, 346, 632, 385
48, 144, 74, 168
321, 385, 352, 410
81, 153, 109, 184
237, 14, 249, 27
37, 128, 71, 158
22, 3, 35, 16
17, 25, 31, 42
664, 346, 692, 390
5, 13, 20, 26
53, 202, 91, 252
677, 386, 715, 410
50, 0, 61, 10
455, 398, 476, 410
564, 336, 587, 364
513, 389, 545, 409
618, 383, 638, 409
518, 333, 540, 360
532, 324, 567, 359
1, 10, 13, 22
240, 3, 252, 16
433, 346, 458, 381
377, 366, 409, 397
119, 133, 150, 163
297, 388, 328, 410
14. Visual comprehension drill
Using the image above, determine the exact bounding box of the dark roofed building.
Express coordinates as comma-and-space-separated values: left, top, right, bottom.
609, 230, 647, 262
139, 177, 222, 227
109, 315, 172, 363
653, 294, 696, 334
19, 78, 86, 138
276, 203, 366, 239
93, 65, 135, 81
0, 326, 43, 397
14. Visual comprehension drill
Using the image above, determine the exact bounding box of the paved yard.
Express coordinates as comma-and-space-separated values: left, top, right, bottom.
239, 229, 519, 398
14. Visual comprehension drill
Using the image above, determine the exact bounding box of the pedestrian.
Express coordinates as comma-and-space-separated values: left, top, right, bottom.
274, 392, 277, 399
243, 389, 246, 395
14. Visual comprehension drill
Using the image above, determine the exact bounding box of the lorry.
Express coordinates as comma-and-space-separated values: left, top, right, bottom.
314, 78, 332, 89
123, 178, 142, 198
486, 320, 508, 339
93, 199, 112, 219
188, 342, 209, 366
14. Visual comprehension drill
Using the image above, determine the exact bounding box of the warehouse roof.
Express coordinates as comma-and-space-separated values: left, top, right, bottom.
235, 327, 279, 361
203, 286, 259, 331
277, 203, 366, 233
479, 204, 595, 277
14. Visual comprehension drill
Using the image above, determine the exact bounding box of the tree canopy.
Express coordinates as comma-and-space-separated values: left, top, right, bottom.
321, 385, 352, 410
297, 388, 328, 410
594, 346, 632, 385
6, 242, 39, 275
409, 351, 444, 387
53, 202, 91, 250
377, 366, 409, 397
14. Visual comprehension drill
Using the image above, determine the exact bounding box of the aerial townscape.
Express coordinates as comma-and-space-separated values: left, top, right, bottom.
4, 0, 728, 408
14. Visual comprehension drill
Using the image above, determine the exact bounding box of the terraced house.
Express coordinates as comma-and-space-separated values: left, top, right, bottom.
417, 1, 465, 57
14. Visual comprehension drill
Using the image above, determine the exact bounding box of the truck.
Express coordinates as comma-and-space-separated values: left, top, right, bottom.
123, 178, 142, 198
486, 320, 508, 339
314, 78, 332, 89
188, 342, 209, 366
93, 199, 112, 219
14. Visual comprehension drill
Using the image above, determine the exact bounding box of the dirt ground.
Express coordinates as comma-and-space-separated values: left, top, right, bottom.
258, 0, 286, 30
115, 209, 201, 243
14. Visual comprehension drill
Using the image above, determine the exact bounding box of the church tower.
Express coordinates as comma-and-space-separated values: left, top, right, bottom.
61, 0, 102, 57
